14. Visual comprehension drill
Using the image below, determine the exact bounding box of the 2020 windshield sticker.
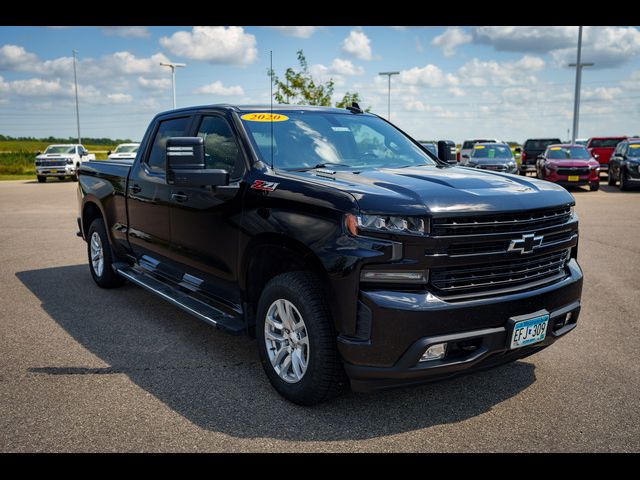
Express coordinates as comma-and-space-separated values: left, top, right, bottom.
241, 113, 289, 122
251, 180, 279, 192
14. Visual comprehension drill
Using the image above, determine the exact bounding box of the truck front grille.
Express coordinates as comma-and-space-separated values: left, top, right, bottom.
36, 160, 66, 167
557, 167, 590, 176
431, 206, 572, 237
430, 249, 570, 299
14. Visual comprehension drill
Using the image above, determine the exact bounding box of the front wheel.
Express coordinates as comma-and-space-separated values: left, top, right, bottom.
37, 175, 46, 183
256, 271, 347, 405
87, 218, 125, 288
607, 169, 616, 186
619, 169, 629, 191
590, 182, 600, 191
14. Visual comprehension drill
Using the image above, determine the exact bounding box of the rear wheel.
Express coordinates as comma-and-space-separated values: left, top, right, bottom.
87, 218, 125, 288
37, 175, 46, 183
72, 166, 79, 182
256, 271, 347, 405
57, 176, 66, 181
590, 182, 600, 191
607, 169, 616, 185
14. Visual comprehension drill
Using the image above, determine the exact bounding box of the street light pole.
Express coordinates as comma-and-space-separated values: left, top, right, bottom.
160, 61, 186, 109
569, 26, 594, 144
378, 71, 400, 120
72, 49, 81, 144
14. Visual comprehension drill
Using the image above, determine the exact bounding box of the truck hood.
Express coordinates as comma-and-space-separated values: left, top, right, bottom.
108, 153, 137, 159
284, 165, 574, 216
547, 159, 595, 167
36, 153, 73, 160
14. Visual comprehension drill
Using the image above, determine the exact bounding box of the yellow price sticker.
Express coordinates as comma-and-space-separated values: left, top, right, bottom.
241, 113, 289, 122
474, 145, 485, 149
629, 144, 640, 148
550, 147, 562, 150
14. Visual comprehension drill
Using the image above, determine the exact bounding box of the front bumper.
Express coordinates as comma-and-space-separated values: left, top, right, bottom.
339, 259, 583, 392
36, 166, 76, 176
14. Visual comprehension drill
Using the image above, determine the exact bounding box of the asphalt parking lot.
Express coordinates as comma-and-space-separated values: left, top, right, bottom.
0, 178, 639, 452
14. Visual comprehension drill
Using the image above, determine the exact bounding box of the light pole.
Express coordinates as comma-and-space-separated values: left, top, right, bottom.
72, 49, 81, 144
569, 26, 594, 144
160, 61, 186, 109
379, 71, 400, 120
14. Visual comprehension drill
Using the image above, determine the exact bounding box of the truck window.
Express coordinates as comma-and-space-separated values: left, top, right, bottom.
196, 116, 244, 178
147, 116, 191, 171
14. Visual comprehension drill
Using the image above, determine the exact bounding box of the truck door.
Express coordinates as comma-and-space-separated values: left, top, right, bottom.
168, 113, 246, 307
127, 115, 193, 278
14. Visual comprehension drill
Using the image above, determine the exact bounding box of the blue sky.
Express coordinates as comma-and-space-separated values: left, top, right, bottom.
1, 26, 639, 143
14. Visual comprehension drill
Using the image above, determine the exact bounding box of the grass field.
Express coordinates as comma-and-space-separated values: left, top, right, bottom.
0, 141, 113, 179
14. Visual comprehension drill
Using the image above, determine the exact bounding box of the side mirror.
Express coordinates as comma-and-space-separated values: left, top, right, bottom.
107, 150, 112, 155
36, 151, 41, 155
166, 137, 229, 187
462, 154, 469, 159
514, 147, 522, 154
594, 153, 600, 159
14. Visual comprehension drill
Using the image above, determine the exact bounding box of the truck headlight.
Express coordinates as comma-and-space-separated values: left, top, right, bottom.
346, 214, 428, 236
66, 158, 74, 164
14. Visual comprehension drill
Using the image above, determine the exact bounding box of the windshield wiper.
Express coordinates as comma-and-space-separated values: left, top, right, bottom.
288, 162, 346, 172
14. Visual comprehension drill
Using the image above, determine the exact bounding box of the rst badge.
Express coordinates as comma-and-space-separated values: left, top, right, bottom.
251, 180, 279, 192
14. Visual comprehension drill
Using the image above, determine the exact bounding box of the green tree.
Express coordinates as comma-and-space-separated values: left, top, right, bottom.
269, 50, 370, 111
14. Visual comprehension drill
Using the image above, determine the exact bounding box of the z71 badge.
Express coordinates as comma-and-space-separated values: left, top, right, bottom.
251, 180, 279, 192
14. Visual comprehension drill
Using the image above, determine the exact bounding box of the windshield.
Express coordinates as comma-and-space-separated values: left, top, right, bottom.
547, 146, 590, 159
628, 144, 640, 157
524, 139, 560, 150
45, 146, 75, 154
114, 145, 139, 153
590, 138, 624, 148
239, 111, 438, 170
420, 142, 437, 155
471, 145, 513, 159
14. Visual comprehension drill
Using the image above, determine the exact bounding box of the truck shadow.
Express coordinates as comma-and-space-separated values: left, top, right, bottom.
17, 265, 537, 442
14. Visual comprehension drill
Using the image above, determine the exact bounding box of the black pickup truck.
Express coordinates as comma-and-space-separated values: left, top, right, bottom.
77, 104, 583, 405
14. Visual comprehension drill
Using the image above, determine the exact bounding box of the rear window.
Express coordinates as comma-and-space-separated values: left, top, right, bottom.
524, 139, 561, 150
471, 145, 513, 159
463, 140, 494, 149
627, 143, 640, 157
590, 138, 624, 148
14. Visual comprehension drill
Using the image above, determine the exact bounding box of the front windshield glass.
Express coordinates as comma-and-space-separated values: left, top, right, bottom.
239, 111, 438, 170
45, 146, 75, 154
114, 145, 139, 153
471, 145, 513, 159
627, 143, 640, 157
547, 146, 590, 159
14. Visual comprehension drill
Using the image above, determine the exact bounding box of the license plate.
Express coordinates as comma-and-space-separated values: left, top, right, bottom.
510, 314, 549, 349
567, 175, 579, 181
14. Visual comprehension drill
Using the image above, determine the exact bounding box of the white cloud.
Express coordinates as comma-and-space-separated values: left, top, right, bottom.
193, 81, 244, 96
103, 51, 170, 75
105, 93, 133, 103
473, 26, 577, 52
270, 26, 318, 38
137, 76, 171, 90
621, 70, 640, 90
551, 26, 640, 69
448, 86, 465, 97
160, 26, 257, 65
5, 77, 65, 96
456, 55, 544, 87
399, 64, 458, 87
102, 27, 151, 38
582, 87, 622, 101
341, 30, 372, 61
432, 27, 472, 57
0, 44, 39, 72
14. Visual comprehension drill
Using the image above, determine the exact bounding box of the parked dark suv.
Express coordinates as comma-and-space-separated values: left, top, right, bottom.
520, 138, 562, 175
77, 104, 583, 405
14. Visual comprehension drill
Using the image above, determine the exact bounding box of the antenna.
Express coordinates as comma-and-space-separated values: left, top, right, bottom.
270, 50, 274, 170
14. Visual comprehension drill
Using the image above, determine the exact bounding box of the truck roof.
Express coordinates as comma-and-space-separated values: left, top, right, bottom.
155, 104, 374, 117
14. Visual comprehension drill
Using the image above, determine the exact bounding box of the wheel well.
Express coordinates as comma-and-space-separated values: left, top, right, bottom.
82, 201, 103, 238
244, 237, 329, 325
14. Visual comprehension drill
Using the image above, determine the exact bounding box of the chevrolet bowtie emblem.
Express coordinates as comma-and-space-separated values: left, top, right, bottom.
508, 233, 544, 254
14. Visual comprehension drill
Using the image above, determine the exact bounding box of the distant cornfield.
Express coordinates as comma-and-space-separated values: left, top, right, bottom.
0, 152, 35, 175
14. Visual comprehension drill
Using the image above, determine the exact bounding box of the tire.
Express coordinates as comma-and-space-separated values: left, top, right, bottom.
256, 271, 347, 405
37, 175, 46, 183
619, 168, 628, 191
607, 169, 616, 186
590, 182, 600, 191
72, 166, 79, 182
57, 176, 66, 181
87, 218, 125, 289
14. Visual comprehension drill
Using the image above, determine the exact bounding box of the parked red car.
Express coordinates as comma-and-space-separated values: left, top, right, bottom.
586, 136, 627, 174
536, 144, 600, 191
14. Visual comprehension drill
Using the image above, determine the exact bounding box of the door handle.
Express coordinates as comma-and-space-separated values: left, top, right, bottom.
171, 192, 188, 203
129, 184, 142, 194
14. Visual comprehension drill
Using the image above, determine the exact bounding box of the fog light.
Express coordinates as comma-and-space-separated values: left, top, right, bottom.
566, 312, 573, 323
360, 270, 426, 283
420, 343, 447, 362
